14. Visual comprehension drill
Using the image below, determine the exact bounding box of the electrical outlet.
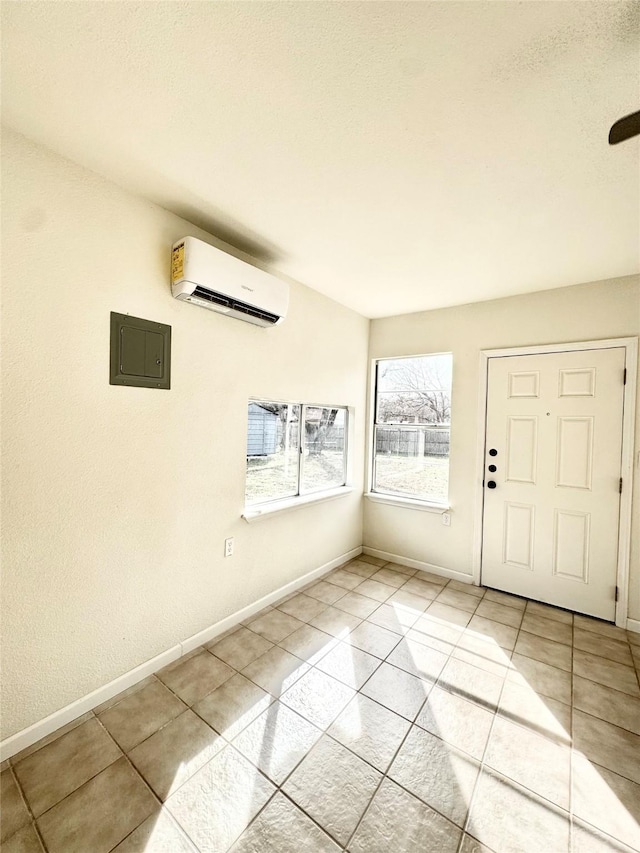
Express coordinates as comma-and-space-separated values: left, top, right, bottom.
442, 513, 451, 527
224, 537, 234, 557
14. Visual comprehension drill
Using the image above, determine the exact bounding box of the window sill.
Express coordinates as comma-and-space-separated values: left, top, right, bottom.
365, 492, 450, 513
243, 486, 354, 523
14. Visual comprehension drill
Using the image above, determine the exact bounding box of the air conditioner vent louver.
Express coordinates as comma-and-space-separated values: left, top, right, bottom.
171, 236, 288, 328
192, 286, 280, 325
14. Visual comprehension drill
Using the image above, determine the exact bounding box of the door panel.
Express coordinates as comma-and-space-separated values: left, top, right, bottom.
481, 347, 625, 620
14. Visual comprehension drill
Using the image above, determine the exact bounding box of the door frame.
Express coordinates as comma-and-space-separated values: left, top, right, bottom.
471, 336, 638, 628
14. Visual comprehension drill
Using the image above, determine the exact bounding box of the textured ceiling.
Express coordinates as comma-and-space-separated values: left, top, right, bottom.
2, 2, 639, 318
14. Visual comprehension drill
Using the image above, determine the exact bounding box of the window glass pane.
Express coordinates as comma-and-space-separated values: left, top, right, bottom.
376, 354, 452, 425
245, 402, 300, 505
374, 425, 449, 502
301, 406, 347, 494
373, 353, 452, 503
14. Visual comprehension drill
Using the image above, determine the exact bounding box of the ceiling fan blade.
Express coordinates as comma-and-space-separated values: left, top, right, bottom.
609, 110, 640, 145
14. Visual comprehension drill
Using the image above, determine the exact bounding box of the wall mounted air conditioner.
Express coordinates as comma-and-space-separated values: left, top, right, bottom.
171, 236, 289, 327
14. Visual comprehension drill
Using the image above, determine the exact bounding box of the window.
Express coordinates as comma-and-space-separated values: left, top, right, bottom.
372, 353, 452, 504
246, 401, 348, 507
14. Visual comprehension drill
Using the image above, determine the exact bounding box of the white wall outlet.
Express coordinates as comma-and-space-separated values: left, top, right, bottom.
442, 513, 451, 527
224, 537, 234, 557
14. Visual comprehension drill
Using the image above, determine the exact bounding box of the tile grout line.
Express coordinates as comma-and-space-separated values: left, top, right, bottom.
5, 762, 49, 853
456, 592, 527, 853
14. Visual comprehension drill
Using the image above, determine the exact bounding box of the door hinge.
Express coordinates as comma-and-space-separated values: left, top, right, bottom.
619, 477, 623, 494
623, 368, 627, 385
615, 586, 619, 602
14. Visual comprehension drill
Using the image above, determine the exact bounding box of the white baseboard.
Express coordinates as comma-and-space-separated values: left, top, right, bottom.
0, 644, 183, 763
362, 547, 475, 585
627, 618, 640, 635
180, 546, 362, 654
0, 546, 361, 763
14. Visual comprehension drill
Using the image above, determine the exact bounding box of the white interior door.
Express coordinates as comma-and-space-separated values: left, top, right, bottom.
481, 347, 626, 621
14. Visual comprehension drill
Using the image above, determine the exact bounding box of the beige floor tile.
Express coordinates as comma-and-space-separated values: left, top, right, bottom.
414, 569, 449, 586
572, 753, 640, 851
305, 580, 349, 605
358, 554, 386, 567
360, 662, 430, 720
628, 630, 640, 649
346, 621, 403, 659
1, 823, 45, 853
573, 649, 640, 697
402, 576, 443, 600
9, 711, 96, 762
343, 560, 378, 579
349, 777, 461, 853
382, 561, 417, 577
459, 833, 496, 853
37, 757, 156, 853
246, 609, 305, 643
409, 613, 463, 651
98, 679, 186, 752
525, 600, 573, 625
193, 673, 272, 740
278, 623, 338, 664
316, 642, 381, 689
454, 632, 513, 678
573, 675, 640, 735
328, 693, 411, 772
1, 769, 31, 842
508, 653, 572, 704
367, 602, 420, 635
157, 650, 235, 706
353, 578, 397, 603
368, 567, 407, 589
466, 615, 518, 651
385, 588, 431, 615
232, 702, 322, 785
386, 636, 449, 683
241, 646, 309, 697
426, 602, 472, 628
13, 717, 121, 817
207, 626, 274, 671
573, 628, 634, 667
328, 569, 363, 590
128, 710, 224, 800
435, 586, 480, 614
497, 681, 571, 744
521, 612, 573, 646
229, 793, 340, 853
281, 668, 355, 729
276, 592, 329, 622
165, 745, 275, 852
283, 735, 381, 846
415, 685, 494, 760
572, 821, 638, 853
467, 769, 570, 853
474, 598, 523, 628
437, 658, 504, 711
574, 614, 628, 642
310, 605, 361, 638
448, 580, 485, 599
481, 588, 526, 611
514, 631, 572, 672
389, 726, 479, 827
484, 716, 571, 808
573, 710, 640, 784
112, 809, 197, 853
332, 590, 379, 619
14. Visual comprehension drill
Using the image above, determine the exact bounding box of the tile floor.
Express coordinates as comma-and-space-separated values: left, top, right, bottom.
2, 555, 640, 853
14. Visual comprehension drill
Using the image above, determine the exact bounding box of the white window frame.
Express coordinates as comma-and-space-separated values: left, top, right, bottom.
366, 353, 452, 511
243, 399, 350, 520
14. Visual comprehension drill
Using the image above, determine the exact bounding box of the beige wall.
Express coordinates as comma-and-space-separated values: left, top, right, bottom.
1, 130, 369, 738
366, 277, 640, 619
